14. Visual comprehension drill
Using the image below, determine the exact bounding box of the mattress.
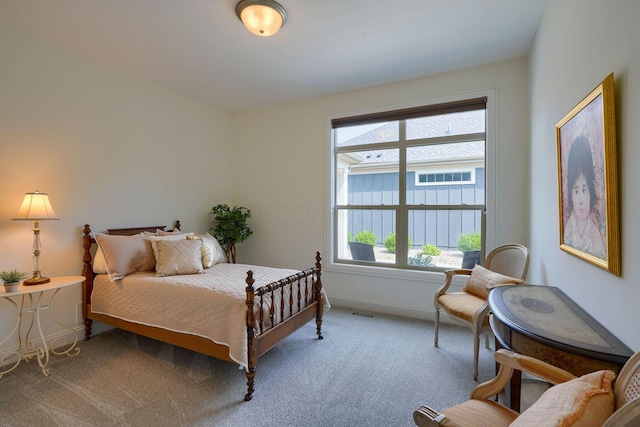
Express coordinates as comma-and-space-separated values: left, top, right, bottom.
91, 262, 328, 368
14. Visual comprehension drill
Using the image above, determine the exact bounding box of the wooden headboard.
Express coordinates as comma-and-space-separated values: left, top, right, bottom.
81, 220, 181, 328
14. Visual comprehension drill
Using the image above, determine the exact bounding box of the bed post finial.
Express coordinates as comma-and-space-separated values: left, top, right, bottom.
245, 270, 256, 401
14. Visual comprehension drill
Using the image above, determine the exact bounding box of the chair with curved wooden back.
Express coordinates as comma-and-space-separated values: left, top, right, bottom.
413, 349, 640, 427
434, 244, 529, 380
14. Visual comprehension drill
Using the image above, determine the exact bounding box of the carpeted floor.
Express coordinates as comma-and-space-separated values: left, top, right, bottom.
0, 307, 496, 426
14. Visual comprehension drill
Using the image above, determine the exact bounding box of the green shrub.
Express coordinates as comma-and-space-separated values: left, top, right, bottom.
457, 231, 481, 252
354, 230, 377, 246
407, 253, 435, 267
383, 232, 412, 253
421, 244, 441, 256
384, 232, 396, 253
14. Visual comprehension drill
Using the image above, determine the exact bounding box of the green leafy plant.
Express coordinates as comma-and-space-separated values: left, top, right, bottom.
421, 244, 441, 256
407, 253, 435, 267
354, 230, 377, 246
457, 231, 481, 252
0, 269, 29, 284
383, 232, 412, 253
209, 204, 253, 263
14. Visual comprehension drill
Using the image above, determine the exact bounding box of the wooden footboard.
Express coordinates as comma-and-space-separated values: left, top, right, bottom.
81, 223, 323, 401
245, 252, 323, 400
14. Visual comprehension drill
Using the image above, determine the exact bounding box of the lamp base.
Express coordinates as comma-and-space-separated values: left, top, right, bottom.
23, 275, 50, 286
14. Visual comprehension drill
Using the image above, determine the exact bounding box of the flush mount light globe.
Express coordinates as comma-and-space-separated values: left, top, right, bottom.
236, 0, 287, 37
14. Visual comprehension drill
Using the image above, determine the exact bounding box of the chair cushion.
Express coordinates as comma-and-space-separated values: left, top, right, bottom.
442, 399, 518, 427
462, 265, 524, 299
511, 370, 615, 427
438, 292, 488, 325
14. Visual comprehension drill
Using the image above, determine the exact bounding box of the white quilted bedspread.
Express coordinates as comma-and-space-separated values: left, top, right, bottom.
91, 263, 328, 369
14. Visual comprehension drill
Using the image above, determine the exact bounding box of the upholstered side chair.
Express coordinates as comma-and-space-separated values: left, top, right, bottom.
413, 349, 640, 427
434, 244, 530, 380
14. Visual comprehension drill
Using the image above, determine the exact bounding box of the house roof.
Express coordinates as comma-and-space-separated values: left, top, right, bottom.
339, 110, 485, 168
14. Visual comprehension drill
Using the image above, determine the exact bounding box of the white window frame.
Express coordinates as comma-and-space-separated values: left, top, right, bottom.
325, 89, 497, 279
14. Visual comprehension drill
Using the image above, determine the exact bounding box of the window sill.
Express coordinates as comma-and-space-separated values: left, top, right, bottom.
325, 260, 464, 284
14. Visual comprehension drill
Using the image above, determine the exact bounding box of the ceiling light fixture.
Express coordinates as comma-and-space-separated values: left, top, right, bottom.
236, 0, 287, 37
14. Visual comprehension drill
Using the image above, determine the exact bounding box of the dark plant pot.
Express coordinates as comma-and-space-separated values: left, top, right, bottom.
461, 250, 481, 269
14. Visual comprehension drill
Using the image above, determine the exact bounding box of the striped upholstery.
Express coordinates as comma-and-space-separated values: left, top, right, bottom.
441, 400, 518, 427
437, 292, 489, 325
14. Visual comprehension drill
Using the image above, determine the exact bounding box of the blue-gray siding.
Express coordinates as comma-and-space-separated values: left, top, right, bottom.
347, 169, 484, 248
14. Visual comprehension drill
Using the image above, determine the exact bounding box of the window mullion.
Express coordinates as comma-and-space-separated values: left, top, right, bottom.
397, 120, 408, 267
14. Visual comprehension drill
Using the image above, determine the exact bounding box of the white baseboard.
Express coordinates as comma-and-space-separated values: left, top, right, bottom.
328, 295, 438, 322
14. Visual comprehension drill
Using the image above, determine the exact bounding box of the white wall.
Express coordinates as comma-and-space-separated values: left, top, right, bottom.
232, 59, 530, 320
0, 23, 233, 354
529, 0, 640, 350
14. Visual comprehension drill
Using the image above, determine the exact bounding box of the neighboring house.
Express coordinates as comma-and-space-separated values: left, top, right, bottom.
337, 111, 485, 249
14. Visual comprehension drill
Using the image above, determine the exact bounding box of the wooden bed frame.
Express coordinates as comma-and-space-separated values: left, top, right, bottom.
81, 222, 324, 401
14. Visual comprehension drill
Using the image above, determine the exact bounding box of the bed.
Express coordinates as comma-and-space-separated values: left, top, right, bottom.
81, 222, 326, 401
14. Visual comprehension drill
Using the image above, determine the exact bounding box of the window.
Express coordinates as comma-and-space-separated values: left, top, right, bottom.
416, 170, 474, 186
331, 98, 486, 270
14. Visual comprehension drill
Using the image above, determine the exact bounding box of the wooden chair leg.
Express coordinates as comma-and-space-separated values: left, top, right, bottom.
434, 308, 440, 347
473, 332, 480, 381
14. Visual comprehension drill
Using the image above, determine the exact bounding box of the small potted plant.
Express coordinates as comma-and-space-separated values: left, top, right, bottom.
209, 204, 253, 263
1, 269, 29, 292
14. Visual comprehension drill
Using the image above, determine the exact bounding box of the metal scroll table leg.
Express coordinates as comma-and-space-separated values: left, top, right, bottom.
0, 298, 22, 378
48, 288, 80, 358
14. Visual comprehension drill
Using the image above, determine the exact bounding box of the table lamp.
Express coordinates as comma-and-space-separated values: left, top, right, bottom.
12, 190, 59, 285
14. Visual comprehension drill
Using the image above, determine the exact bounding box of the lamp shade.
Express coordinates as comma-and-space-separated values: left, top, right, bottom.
13, 191, 59, 221
236, 0, 287, 37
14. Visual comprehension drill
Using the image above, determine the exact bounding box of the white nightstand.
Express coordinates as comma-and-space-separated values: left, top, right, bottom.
0, 275, 85, 378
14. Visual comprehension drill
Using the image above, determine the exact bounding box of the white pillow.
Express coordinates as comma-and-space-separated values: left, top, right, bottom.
155, 239, 204, 277
94, 231, 152, 274
93, 246, 108, 274
188, 233, 226, 267
94, 233, 156, 281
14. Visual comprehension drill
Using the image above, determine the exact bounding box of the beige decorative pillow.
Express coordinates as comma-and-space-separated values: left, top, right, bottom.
94, 233, 156, 281
462, 264, 524, 299
146, 233, 194, 263
188, 233, 226, 267
155, 238, 204, 277
512, 370, 615, 427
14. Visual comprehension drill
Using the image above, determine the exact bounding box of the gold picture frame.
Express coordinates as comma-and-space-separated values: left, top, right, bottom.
556, 73, 619, 276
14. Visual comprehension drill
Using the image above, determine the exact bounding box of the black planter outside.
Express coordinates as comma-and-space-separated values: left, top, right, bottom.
461, 250, 481, 268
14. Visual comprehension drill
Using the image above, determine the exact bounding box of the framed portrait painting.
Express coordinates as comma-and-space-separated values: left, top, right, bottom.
556, 73, 620, 276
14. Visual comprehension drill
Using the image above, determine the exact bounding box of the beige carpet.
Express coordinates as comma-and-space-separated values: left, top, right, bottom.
0, 307, 496, 427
